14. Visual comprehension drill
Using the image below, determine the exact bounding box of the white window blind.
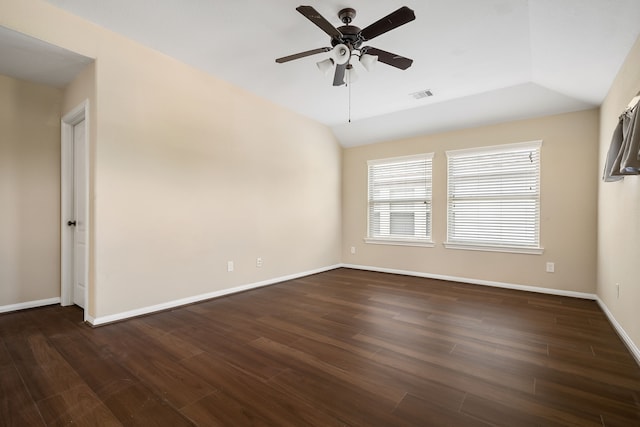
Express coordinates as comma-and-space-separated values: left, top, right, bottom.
445, 141, 542, 253
367, 153, 433, 245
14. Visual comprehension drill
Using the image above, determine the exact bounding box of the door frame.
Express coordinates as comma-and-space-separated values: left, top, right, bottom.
61, 100, 90, 320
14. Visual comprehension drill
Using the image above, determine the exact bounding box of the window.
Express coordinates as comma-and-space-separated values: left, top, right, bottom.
445, 141, 543, 254
366, 153, 434, 246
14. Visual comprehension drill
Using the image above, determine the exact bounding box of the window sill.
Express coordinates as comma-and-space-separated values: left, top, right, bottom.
365, 238, 435, 248
443, 242, 544, 255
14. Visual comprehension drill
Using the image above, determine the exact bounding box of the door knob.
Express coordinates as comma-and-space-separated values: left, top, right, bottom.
67, 220, 77, 226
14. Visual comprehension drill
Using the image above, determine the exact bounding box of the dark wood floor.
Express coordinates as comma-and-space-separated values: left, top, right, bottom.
1, 268, 639, 426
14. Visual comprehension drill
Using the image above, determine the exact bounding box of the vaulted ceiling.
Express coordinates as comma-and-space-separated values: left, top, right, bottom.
8, 1, 640, 146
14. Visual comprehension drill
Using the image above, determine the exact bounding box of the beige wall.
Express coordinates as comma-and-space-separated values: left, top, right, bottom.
93, 34, 341, 318
598, 35, 640, 352
0, 74, 62, 306
343, 110, 599, 293
2, 0, 342, 320
62, 61, 95, 115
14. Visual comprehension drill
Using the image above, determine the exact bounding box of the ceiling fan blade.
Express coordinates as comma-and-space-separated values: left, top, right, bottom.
360, 6, 416, 41
333, 62, 347, 86
275, 47, 331, 63
363, 47, 413, 70
296, 6, 343, 39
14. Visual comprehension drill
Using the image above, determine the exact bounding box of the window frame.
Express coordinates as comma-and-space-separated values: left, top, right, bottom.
444, 141, 544, 255
365, 153, 435, 247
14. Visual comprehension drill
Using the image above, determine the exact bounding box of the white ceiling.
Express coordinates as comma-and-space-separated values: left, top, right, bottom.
13, 1, 640, 146
0, 25, 92, 88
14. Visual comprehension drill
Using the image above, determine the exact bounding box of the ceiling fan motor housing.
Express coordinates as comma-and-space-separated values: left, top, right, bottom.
331, 8, 363, 50
332, 25, 363, 50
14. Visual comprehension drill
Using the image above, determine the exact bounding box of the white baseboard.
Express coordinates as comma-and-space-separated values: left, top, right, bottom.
596, 297, 640, 366
340, 263, 597, 300
88, 264, 341, 326
0, 297, 61, 314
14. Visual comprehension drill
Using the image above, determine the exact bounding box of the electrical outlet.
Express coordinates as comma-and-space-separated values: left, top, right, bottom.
546, 262, 555, 273
227, 261, 234, 272
350, 246, 356, 254
256, 257, 263, 268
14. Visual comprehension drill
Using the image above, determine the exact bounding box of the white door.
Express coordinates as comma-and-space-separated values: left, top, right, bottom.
71, 120, 87, 308
61, 101, 89, 315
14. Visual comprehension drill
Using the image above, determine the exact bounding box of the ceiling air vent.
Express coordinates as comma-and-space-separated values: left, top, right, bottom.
411, 89, 433, 100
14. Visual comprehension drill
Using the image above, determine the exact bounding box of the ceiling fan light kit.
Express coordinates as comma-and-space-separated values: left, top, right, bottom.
316, 58, 334, 75
275, 5, 416, 87
346, 64, 358, 84
333, 43, 351, 65
359, 53, 378, 72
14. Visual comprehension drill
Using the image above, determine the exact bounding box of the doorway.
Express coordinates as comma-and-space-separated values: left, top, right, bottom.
61, 101, 89, 320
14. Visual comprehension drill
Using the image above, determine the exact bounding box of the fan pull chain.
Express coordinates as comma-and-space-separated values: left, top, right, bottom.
348, 71, 352, 123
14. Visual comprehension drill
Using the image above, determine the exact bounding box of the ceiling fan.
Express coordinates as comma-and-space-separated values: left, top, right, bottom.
276, 5, 416, 86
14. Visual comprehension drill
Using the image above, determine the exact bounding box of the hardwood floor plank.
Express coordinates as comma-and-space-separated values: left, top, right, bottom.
113, 353, 212, 409
393, 393, 491, 427
14, 360, 85, 403
128, 319, 206, 361
100, 380, 194, 426
262, 322, 468, 411
35, 384, 120, 426
534, 377, 640, 421
182, 353, 345, 426
282, 310, 365, 341
257, 314, 381, 359
461, 392, 602, 426
181, 391, 272, 427
548, 344, 640, 381
393, 311, 550, 357
48, 335, 135, 397
358, 332, 536, 394
537, 367, 639, 409
5, 332, 62, 366
601, 411, 640, 427
268, 368, 414, 427
177, 326, 291, 381
592, 344, 640, 366
0, 339, 13, 369
251, 336, 406, 405
0, 365, 45, 426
